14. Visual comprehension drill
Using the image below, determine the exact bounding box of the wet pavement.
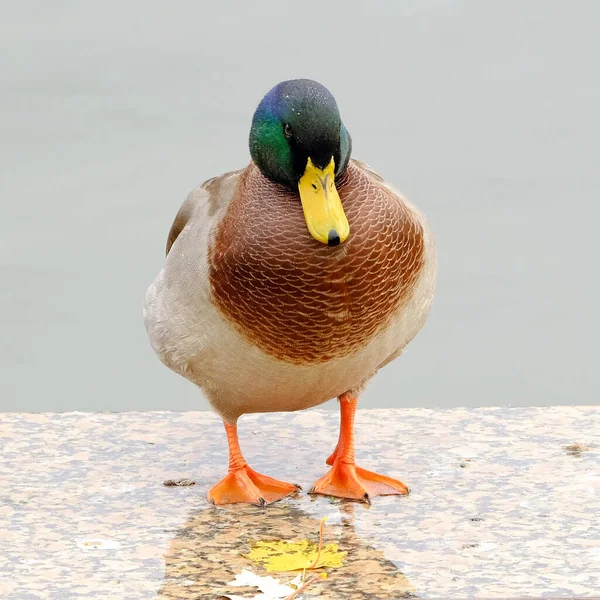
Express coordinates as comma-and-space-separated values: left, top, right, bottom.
1, 407, 598, 598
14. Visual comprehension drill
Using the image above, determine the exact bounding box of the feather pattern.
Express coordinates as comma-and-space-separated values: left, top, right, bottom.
144, 159, 436, 422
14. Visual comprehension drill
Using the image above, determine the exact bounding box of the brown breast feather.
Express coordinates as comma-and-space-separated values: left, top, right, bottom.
209, 161, 425, 365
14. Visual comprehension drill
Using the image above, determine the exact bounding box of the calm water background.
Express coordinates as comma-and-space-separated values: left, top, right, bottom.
2, 1, 598, 412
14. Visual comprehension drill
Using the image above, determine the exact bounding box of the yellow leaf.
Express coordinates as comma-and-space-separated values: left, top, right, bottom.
245, 539, 345, 572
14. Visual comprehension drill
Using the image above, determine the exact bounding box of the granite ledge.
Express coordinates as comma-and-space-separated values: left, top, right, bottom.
1, 406, 599, 599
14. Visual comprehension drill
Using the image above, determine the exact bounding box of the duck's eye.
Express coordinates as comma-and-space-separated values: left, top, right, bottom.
283, 123, 293, 138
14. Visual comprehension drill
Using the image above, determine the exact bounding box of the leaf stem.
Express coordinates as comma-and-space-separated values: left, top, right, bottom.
284, 574, 322, 600
308, 516, 327, 570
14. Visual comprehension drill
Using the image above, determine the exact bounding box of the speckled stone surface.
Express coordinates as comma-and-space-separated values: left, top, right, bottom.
1, 407, 599, 599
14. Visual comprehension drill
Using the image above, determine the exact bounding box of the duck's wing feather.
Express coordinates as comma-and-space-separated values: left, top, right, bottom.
165, 169, 244, 256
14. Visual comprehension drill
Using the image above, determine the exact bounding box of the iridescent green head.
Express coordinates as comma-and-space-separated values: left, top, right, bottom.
249, 79, 352, 245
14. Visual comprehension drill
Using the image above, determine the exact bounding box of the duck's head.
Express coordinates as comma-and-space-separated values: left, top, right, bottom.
249, 79, 352, 246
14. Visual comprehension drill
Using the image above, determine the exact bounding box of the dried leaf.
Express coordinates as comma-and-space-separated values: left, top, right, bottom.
245, 539, 345, 572
163, 478, 195, 486
245, 516, 345, 573
223, 569, 302, 599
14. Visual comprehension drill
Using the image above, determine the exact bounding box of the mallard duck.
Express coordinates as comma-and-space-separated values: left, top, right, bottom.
144, 79, 436, 506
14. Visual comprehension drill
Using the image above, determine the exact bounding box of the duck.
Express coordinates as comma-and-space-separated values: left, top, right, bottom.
144, 79, 437, 506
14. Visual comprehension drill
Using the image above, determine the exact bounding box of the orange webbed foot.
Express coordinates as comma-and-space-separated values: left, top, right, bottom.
316, 392, 409, 502
207, 465, 300, 507
310, 460, 409, 503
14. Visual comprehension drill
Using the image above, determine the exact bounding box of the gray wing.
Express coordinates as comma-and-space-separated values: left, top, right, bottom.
166, 189, 202, 256
165, 170, 243, 256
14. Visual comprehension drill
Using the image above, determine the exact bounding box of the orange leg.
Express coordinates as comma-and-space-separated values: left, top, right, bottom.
311, 393, 409, 503
207, 421, 300, 507
325, 437, 340, 465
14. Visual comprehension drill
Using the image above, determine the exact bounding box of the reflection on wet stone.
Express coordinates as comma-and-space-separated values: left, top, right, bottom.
158, 501, 415, 599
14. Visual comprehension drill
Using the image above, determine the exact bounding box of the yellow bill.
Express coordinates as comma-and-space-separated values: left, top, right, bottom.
298, 157, 350, 245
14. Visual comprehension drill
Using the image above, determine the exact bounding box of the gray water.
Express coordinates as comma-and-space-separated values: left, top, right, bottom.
2, 1, 599, 413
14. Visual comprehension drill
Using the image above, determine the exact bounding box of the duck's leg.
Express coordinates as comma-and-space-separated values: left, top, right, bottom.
207, 421, 300, 506
325, 432, 341, 465
310, 392, 409, 503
